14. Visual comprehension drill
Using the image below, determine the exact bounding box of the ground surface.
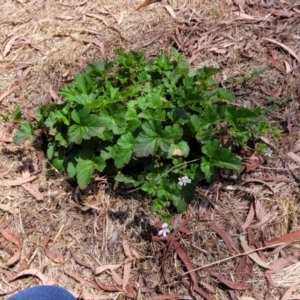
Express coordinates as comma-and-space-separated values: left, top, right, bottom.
1, 0, 300, 299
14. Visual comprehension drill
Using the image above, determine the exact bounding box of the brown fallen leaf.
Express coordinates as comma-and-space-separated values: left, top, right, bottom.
70, 247, 92, 269
0, 137, 13, 143
240, 236, 271, 269
289, 141, 300, 153
123, 239, 132, 290
165, 5, 176, 18
210, 223, 241, 254
0, 85, 20, 103
242, 179, 275, 195
44, 232, 64, 264
0, 175, 38, 186
264, 229, 300, 247
283, 60, 292, 73
111, 269, 123, 286
281, 283, 299, 300
287, 152, 300, 164
68, 289, 114, 299
219, 1, 226, 14
249, 206, 277, 229
78, 37, 105, 57
0, 268, 19, 288
64, 269, 100, 290
0, 228, 22, 266
95, 279, 121, 292
59, 0, 87, 6
84, 13, 108, 26
235, 255, 253, 283
269, 57, 286, 74
2, 34, 25, 57
0, 287, 19, 297
211, 272, 251, 290
17, 66, 31, 83
264, 38, 299, 62
182, 278, 213, 300
142, 30, 165, 47
199, 280, 216, 293
21, 182, 44, 201
111, 12, 123, 25
270, 255, 300, 273
11, 269, 46, 284
174, 241, 198, 292
94, 264, 121, 275
49, 86, 63, 104
241, 202, 255, 230
18, 245, 36, 272
152, 294, 180, 299
136, 0, 157, 11
44, 248, 64, 264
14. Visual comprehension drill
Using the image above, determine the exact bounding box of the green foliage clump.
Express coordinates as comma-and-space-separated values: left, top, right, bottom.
15, 49, 272, 212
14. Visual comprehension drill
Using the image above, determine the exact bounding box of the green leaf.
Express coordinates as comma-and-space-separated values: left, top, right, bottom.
202, 140, 242, 170
142, 180, 157, 196
13, 106, 22, 120
72, 94, 97, 105
114, 133, 135, 168
67, 162, 76, 177
53, 158, 65, 172
133, 121, 172, 157
156, 54, 172, 71
94, 156, 106, 172
199, 106, 222, 129
171, 48, 183, 61
14, 122, 35, 145
218, 88, 235, 101
75, 157, 105, 190
76, 159, 94, 189
157, 179, 182, 210
168, 141, 190, 158
115, 173, 144, 187
225, 106, 259, 126
68, 108, 104, 144
196, 67, 220, 79
164, 124, 183, 143
201, 156, 217, 182
152, 199, 167, 211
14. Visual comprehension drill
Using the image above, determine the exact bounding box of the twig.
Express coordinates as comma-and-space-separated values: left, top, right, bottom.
168, 243, 283, 279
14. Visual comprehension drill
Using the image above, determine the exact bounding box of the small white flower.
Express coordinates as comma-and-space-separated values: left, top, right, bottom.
178, 176, 191, 186
263, 148, 273, 158
158, 223, 170, 237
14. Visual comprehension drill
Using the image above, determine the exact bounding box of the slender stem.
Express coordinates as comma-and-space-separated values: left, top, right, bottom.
128, 158, 201, 193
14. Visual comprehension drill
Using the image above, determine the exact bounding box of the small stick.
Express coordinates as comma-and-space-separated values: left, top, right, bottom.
169, 243, 283, 279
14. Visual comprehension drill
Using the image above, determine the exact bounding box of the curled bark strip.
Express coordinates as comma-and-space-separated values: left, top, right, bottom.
241, 179, 275, 195
0, 229, 22, 266
174, 241, 197, 290
64, 269, 100, 290
210, 223, 241, 254
11, 269, 46, 284
211, 272, 251, 290
69, 247, 92, 269
264, 229, 300, 247
241, 202, 255, 230
182, 279, 213, 300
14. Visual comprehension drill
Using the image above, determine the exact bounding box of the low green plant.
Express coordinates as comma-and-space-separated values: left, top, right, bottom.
15, 49, 273, 212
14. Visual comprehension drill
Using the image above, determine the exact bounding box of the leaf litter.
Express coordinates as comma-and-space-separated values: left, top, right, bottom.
1, 0, 300, 299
